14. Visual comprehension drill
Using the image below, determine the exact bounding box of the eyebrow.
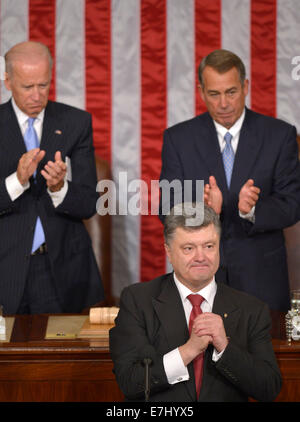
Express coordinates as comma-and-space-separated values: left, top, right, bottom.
207, 86, 238, 94
181, 240, 216, 247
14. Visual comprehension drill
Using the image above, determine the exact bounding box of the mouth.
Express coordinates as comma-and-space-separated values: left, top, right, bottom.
190, 264, 209, 270
218, 112, 233, 118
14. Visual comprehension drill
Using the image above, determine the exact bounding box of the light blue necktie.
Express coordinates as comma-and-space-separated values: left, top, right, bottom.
24, 118, 45, 253
222, 132, 234, 188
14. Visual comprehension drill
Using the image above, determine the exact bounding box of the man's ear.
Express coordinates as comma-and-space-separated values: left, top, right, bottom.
164, 243, 171, 262
4, 72, 11, 91
198, 83, 205, 101
243, 78, 249, 97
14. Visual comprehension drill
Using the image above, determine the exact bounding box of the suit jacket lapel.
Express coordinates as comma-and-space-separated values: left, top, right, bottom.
230, 108, 263, 194
152, 278, 241, 402
152, 274, 196, 401
36, 101, 65, 185
199, 282, 240, 401
40, 101, 64, 155
194, 109, 264, 198
212, 282, 240, 333
0, 100, 26, 159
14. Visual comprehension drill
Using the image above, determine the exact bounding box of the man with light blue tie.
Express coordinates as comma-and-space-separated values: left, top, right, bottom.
159, 49, 300, 311
0, 41, 104, 314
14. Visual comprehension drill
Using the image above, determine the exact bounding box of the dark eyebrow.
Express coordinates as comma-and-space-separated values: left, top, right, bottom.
207, 89, 220, 94
225, 87, 238, 93
207, 86, 238, 94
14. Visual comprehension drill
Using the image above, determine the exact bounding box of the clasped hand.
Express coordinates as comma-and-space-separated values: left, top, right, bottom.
191, 312, 228, 354
179, 312, 228, 366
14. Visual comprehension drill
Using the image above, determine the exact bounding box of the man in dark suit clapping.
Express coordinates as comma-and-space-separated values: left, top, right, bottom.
0, 41, 104, 314
159, 49, 300, 311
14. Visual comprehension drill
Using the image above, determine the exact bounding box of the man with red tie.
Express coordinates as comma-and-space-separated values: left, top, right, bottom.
110, 203, 281, 402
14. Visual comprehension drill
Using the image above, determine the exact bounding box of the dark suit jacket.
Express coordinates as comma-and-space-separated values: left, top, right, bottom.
0, 100, 104, 314
109, 273, 281, 402
159, 108, 300, 310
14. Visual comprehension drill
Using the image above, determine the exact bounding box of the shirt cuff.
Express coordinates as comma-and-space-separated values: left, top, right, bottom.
5, 172, 29, 201
47, 180, 68, 208
239, 206, 255, 223
212, 347, 225, 362
163, 348, 189, 385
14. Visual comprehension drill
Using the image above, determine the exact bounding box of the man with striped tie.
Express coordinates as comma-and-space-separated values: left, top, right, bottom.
0, 41, 104, 314
159, 49, 300, 312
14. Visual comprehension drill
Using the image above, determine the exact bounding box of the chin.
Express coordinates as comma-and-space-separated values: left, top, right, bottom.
28, 110, 42, 117
189, 272, 211, 283
222, 121, 233, 129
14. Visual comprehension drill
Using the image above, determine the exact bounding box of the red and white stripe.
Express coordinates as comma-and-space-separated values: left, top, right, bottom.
0, 0, 299, 298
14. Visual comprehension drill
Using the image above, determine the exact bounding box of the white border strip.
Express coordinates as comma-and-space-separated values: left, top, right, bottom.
221, 0, 251, 108
55, 0, 85, 109
111, 0, 141, 296
0, 0, 29, 104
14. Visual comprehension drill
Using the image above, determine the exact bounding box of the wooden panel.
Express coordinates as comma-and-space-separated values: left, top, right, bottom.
0, 314, 299, 402
0, 380, 122, 402
272, 338, 300, 402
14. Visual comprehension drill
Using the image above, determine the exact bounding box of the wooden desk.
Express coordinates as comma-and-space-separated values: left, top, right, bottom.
0, 314, 123, 402
0, 312, 298, 402
271, 311, 300, 402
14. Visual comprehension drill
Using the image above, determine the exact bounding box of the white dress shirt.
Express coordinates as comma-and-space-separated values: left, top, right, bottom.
213, 108, 255, 222
163, 274, 224, 385
5, 98, 68, 207
213, 107, 245, 155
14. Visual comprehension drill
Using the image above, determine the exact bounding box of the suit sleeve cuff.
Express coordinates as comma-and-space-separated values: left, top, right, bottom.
163, 347, 189, 385
5, 172, 29, 201
47, 180, 68, 208
212, 347, 226, 362
239, 206, 255, 223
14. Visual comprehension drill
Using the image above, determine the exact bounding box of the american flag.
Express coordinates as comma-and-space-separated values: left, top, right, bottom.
0, 0, 299, 299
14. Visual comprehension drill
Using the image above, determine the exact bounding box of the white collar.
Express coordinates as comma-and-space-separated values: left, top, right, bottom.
173, 272, 217, 310
213, 107, 245, 140
11, 97, 45, 126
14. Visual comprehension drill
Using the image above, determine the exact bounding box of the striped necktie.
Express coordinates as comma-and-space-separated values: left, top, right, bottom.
222, 131, 234, 188
24, 118, 45, 253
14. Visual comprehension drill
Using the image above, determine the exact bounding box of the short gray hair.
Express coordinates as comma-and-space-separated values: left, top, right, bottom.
164, 203, 221, 245
5, 41, 53, 76
198, 49, 246, 88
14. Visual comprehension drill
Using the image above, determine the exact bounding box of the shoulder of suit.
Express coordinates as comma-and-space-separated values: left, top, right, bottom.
123, 273, 173, 297
245, 107, 295, 131
46, 100, 91, 119
0, 100, 13, 113
217, 282, 268, 310
165, 111, 211, 134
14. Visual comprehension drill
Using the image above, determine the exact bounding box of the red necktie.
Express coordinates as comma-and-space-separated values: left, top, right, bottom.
187, 294, 205, 398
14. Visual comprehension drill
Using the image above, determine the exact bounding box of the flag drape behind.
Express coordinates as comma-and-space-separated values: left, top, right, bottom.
1, 0, 299, 299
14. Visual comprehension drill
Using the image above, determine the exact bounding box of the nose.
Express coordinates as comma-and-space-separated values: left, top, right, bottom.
219, 93, 229, 109
193, 247, 205, 262
31, 86, 41, 102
